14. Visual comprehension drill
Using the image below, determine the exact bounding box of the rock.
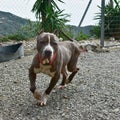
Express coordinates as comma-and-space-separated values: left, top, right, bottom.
113, 108, 119, 112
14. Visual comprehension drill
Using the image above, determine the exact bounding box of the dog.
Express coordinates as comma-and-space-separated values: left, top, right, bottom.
29, 30, 84, 106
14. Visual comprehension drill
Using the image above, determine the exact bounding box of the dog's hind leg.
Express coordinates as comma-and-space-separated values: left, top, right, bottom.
67, 68, 79, 84
66, 53, 79, 84
58, 68, 68, 89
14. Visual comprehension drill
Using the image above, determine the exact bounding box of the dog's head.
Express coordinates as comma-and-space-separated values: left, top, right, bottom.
36, 30, 59, 65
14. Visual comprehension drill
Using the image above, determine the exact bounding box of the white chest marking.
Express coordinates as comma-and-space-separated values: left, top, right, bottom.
34, 64, 55, 77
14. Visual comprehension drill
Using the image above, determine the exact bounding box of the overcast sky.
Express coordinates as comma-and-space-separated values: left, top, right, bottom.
0, 0, 109, 26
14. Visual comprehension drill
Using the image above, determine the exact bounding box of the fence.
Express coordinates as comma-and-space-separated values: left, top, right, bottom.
101, 0, 120, 47
105, 16, 120, 40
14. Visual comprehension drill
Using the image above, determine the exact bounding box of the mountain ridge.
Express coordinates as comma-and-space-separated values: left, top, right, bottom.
0, 11, 93, 37
0, 11, 29, 36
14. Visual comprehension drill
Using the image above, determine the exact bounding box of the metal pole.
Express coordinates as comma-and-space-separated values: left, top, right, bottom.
75, 0, 92, 38
100, 0, 105, 47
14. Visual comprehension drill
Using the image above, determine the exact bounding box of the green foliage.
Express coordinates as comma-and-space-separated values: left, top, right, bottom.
0, 11, 29, 37
32, 0, 64, 20
32, 0, 70, 32
1, 20, 42, 42
95, 0, 120, 39
90, 25, 101, 38
58, 25, 91, 41
8, 34, 28, 41
1, 36, 9, 42
42, 8, 69, 32
105, 1, 120, 39
2, 33, 28, 41
58, 25, 74, 40
76, 31, 90, 41
66, 25, 75, 38
19, 20, 42, 38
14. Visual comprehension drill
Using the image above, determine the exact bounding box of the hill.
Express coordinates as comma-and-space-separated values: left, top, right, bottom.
0, 11, 93, 37
70, 25, 94, 35
0, 11, 29, 36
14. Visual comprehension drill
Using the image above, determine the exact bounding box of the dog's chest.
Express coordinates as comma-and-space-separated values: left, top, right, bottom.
34, 64, 55, 77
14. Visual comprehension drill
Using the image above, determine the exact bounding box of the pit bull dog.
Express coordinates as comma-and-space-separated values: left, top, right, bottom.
29, 30, 81, 106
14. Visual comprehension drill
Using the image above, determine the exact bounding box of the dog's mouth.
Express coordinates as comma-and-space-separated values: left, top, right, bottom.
38, 52, 57, 65
42, 58, 51, 65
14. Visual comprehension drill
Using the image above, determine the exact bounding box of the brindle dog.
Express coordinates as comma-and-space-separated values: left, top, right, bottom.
29, 30, 80, 106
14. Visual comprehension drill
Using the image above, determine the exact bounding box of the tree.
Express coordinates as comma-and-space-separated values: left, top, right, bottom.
32, 0, 69, 32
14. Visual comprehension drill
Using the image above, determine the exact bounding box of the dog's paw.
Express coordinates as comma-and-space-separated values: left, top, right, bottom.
33, 89, 42, 100
37, 93, 48, 106
58, 85, 66, 89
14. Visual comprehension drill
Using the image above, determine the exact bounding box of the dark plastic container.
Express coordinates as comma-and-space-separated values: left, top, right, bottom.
0, 43, 24, 62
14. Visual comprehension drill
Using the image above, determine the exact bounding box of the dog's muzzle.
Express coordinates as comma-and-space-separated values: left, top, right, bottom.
38, 52, 57, 65
44, 50, 52, 58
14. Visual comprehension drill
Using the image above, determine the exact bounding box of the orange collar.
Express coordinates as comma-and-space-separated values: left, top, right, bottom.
38, 52, 57, 65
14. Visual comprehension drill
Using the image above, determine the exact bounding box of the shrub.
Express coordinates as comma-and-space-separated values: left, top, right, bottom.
76, 31, 90, 41
2, 33, 28, 42
95, 0, 120, 40
1, 37, 9, 42
90, 25, 101, 38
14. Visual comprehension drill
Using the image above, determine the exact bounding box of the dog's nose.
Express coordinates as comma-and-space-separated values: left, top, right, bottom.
45, 50, 52, 56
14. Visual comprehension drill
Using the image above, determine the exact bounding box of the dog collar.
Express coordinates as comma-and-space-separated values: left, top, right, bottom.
38, 52, 57, 65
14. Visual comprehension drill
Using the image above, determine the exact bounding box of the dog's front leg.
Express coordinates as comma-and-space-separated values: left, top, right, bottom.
29, 66, 41, 100
38, 73, 60, 106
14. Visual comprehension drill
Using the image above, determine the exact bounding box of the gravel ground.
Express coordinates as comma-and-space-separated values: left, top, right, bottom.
0, 46, 120, 120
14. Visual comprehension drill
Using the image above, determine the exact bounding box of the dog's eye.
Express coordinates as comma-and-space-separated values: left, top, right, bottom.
51, 42, 57, 46
40, 41, 46, 44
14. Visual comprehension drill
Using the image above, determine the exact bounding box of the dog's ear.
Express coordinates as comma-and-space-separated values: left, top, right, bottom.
53, 30, 59, 36
38, 28, 44, 35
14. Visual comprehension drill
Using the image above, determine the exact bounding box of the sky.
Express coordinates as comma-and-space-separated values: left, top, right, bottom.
0, 0, 109, 26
